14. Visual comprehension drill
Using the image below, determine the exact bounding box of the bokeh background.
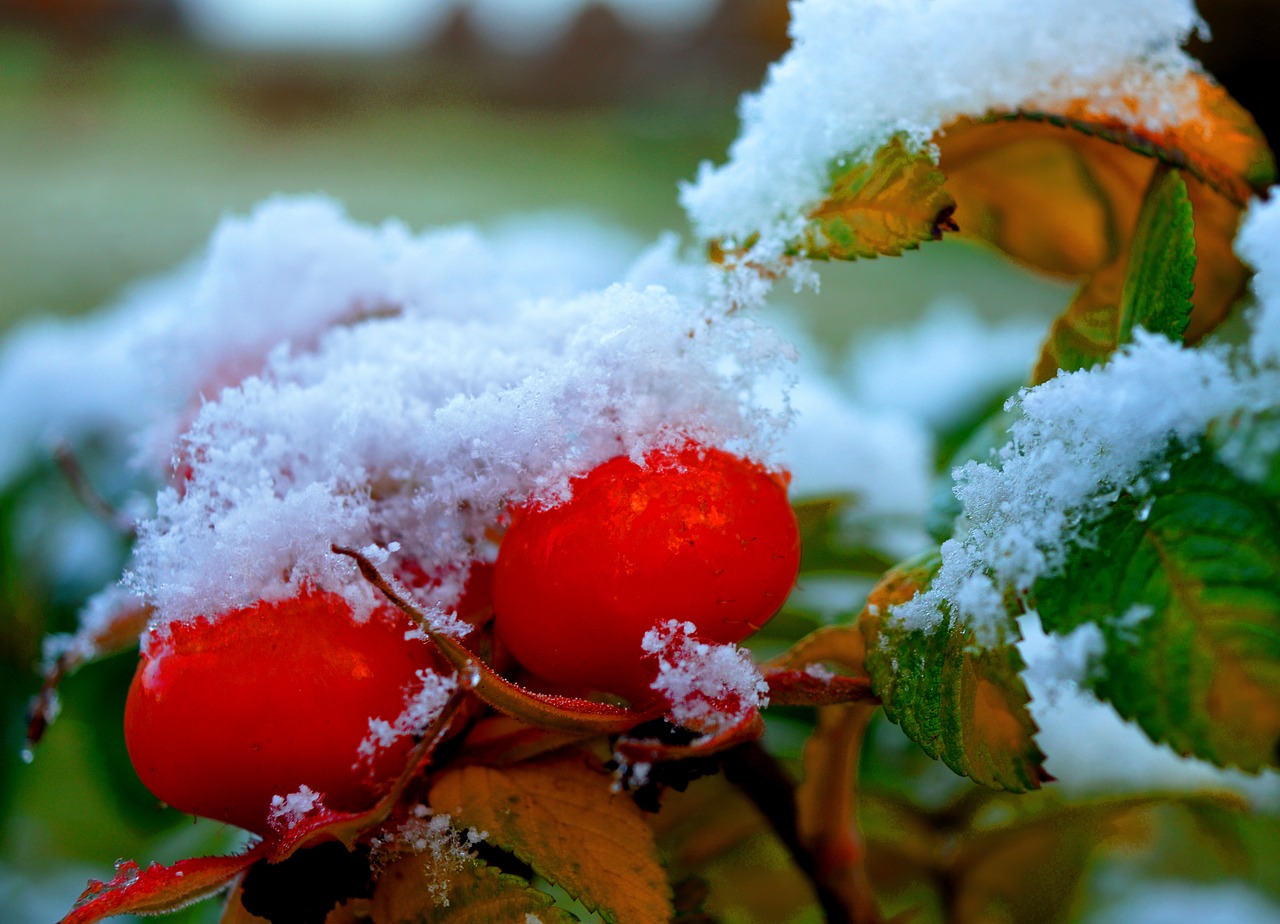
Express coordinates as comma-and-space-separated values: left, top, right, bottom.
1, 1, 1277, 921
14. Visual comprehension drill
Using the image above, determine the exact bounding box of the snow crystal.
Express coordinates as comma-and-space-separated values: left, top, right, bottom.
358, 669, 459, 766
893, 333, 1267, 640
369, 805, 482, 906
642, 619, 769, 733
1235, 191, 1280, 368
681, 0, 1204, 244
1020, 615, 1280, 806
267, 785, 326, 832
99, 198, 793, 626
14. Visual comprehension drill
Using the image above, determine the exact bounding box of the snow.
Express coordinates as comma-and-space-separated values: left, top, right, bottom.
891, 332, 1273, 641
369, 805, 483, 905
95, 197, 793, 627
267, 784, 326, 831
1236, 192, 1280, 368
682, 0, 1205, 247
358, 669, 459, 765
642, 619, 769, 733
1019, 615, 1280, 806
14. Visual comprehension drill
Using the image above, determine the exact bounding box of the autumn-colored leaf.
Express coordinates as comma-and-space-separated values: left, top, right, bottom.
429, 752, 673, 924
59, 851, 267, 924
762, 624, 876, 707
1035, 440, 1280, 771
1033, 163, 1198, 381
372, 856, 576, 924
861, 555, 1046, 792
788, 134, 958, 261
935, 72, 1273, 382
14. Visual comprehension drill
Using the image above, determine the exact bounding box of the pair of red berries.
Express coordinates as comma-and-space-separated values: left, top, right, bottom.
125, 443, 801, 834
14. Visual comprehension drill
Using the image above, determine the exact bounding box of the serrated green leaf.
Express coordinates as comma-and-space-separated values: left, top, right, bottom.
1117, 165, 1197, 343
1035, 440, 1280, 771
1033, 165, 1199, 382
789, 135, 957, 261
860, 555, 1045, 792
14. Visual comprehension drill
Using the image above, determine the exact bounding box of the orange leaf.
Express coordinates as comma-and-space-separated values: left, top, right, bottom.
372, 856, 576, 924
429, 753, 673, 924
936, 71, 1273, 381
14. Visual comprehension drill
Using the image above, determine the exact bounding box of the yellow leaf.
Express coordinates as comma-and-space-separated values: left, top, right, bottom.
372, 856, 574, 924
792, 135, 958, 261
428, 753, 672, 924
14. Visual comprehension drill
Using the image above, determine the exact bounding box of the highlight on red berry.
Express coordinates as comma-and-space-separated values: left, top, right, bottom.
124, 587, 453, 836
492, 440, 801, 705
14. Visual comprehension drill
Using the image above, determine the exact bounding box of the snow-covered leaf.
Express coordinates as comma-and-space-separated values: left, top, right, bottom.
861, 555, 1046, 792
787, 135, 957, 261
1035, 440, 1280, 771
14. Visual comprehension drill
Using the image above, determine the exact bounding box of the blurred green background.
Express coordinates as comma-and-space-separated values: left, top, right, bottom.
1, 1, 1277, 922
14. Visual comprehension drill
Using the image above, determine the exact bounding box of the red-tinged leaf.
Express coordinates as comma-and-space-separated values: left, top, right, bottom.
60, 850, 267, 924
764, 669, 876, 706
336, 545, 661, 735
453, 715, 585, 766
615, 709, 766, 764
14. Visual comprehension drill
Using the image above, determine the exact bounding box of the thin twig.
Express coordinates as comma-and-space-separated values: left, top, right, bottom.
53, 443, 137, 537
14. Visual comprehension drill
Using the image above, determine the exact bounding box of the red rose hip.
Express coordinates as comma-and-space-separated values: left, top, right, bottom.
493, 442, 800, 704
124, 587, 442, 835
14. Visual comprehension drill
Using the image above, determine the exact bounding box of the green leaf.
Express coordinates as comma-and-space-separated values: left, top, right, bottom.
1117, 165, 1197, 343
860, 555, 1045, 792
792, 496, 896, 575
789, 135, 957, 261
1033, 165, 1199, 382
1035, 440, 1280, 771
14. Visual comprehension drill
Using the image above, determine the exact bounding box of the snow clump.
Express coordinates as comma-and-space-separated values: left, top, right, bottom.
682, 0, 1204, 247
88, 196, 795, 630
642, 619, 769, 734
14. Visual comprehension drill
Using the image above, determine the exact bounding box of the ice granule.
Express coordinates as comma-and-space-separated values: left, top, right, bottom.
267, 785, 325, 832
